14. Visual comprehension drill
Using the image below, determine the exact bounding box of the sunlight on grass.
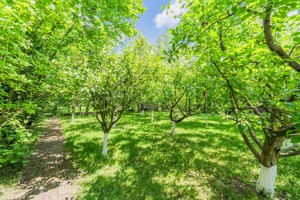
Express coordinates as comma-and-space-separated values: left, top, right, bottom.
60, 112, 300, 199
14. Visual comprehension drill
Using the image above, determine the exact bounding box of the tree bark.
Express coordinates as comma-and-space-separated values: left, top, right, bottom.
261, 135, 278, 167
141, 109, 145, 116
102, 132, 109, 156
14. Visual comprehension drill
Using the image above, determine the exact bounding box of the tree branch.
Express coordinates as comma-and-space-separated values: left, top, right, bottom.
288, 45, 297, 56
197, 12, 235, 38
263, 10, 300, 72
211, 61, 239, 113
279, 150, 300, 158
248, 127, 263, 150
239, 125, 261, 161
280, 143, 300, 153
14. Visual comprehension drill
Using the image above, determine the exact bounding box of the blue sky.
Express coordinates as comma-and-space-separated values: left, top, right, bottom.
135, 0, 180, 44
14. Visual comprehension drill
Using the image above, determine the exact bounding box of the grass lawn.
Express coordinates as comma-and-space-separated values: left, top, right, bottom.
60, 112, 300, 200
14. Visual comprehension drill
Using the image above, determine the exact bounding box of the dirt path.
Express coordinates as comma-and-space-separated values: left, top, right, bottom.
3, 117, 79, 200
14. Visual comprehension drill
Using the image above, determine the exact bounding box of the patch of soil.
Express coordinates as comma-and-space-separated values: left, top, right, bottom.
1, 117, 79, 200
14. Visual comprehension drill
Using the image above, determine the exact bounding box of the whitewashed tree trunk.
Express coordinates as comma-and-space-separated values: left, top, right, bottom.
141, 109, 145, 116
102, 133, 109, 156
282, 138, 292, 148
112, 115, 117, 127
205, 114, 208, 126
256, 164, 277, 198
170, 121, 176, 135
71, 112, 75, 124
151, 111, 154, 122
226, 112, 229, 120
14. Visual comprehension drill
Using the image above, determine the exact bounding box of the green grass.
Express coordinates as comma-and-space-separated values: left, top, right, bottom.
60, 112, 300, 200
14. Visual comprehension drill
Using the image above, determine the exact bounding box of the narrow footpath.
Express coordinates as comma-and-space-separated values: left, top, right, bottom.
4, 117, 79, 200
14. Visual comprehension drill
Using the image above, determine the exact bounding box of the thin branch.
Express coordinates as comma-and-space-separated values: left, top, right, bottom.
197, 12, 235, 38
288, 133, 300, 138
211, 61, 239, 113
248, 127, 263, 150
0, 108, 25, 128
172, 87, 188, 108
218, 23, 226, 51
288, 45, 297, 56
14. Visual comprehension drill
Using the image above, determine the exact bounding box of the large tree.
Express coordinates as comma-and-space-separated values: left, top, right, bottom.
169, 0, 300, 197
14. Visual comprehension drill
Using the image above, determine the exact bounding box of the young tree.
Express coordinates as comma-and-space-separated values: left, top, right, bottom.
86, 37, 155, 156
160, 61, 204, 135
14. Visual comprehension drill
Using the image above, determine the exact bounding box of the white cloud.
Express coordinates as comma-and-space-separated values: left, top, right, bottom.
154, 0, 186, 29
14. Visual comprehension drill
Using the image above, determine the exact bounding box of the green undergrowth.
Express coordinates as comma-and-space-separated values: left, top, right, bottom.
60, 112, 300, 200
0, 118, 47, 187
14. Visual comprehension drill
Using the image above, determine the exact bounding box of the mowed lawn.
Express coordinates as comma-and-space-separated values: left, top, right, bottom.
60, 112, 300, 200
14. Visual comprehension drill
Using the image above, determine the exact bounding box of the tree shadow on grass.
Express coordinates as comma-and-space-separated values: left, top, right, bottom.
62, 114, 267, 199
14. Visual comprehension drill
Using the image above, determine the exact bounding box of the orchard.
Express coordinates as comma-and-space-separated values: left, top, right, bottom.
0, 0, 299, 199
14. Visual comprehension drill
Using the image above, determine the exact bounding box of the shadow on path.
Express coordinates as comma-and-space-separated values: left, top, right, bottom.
10, 117, 79, 200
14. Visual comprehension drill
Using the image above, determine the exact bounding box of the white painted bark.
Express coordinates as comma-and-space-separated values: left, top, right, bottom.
141, 110, 145, 116
112, 115, 117, 127
170, 121, 176, 135
102, 133, 109, 156
71, 112, 75, 124
151, 111, 154, 122
226, 112, 229, 120
256, 164, 277, 198
282, 138, 292, 148
205, 115, 208, 126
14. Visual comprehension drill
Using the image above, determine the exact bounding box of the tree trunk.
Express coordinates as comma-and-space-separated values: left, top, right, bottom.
256, 135, 278, 198
141, 109, 145, 116
85, 103, 89, 115
256, 164, 277, 198
102, 132, 109, 156
79, 105, 82, 115
151, 111, 154, 122
112, 115, 117, 128
205, 114, 208, 126
170, 121, 176, 135
71, 107, 75, 124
